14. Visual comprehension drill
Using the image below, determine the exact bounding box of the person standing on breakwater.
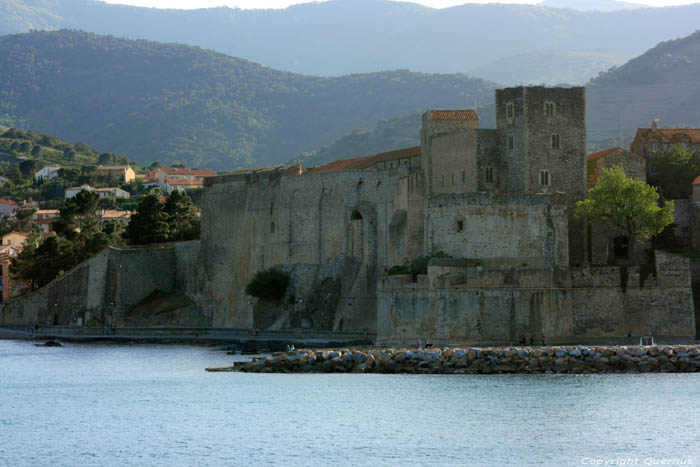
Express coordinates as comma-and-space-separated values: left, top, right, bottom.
541, 335, 546, 346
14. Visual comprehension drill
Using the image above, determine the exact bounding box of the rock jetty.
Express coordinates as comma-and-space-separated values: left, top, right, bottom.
236, 345, 700, 374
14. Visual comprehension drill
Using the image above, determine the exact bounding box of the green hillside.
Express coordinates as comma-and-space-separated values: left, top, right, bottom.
587, 31, 700, 143
0, 30, 497, 171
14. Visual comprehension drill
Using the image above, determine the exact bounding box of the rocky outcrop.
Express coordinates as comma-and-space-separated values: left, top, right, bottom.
237, 345, 700, 374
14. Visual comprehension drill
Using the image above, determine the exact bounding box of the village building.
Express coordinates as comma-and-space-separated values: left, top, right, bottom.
143, 167, 216, 193
1, 232, 28, 247
99, 209, 132, 225
65, 185, 130, 199
0, 199, 18, 218
31, 209, 60, 234
630, 124, 700, 177
95, 166, 136, 183
33, 166, 61, 181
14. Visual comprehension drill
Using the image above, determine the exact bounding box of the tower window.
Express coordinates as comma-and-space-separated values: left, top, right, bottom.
545, 102, 555, 118
540, 170, 550, 186
461, 170, 466, 183
506, 103, 514, 120
551, 134, 560, 150
651, 143, 657, 153
508, 135, 514, 150
485, 166, 493, 183
441, 175, 445, 187
456, 220, 464, 233
270, 221, 275, 233
451, 173, 455, 186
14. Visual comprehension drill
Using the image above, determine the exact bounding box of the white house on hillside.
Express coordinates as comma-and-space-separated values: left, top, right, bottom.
65, 185, 130, 199
34, 166, 61, 181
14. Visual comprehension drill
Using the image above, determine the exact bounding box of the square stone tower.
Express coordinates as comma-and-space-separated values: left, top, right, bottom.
495, 86, 587, 265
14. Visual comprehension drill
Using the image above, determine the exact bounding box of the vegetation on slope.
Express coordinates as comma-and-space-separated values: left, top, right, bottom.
586, 31, 700, 143
0, 30, 497, 171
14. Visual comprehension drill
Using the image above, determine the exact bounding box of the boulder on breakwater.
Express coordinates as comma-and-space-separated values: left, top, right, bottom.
236, 345, 700, 374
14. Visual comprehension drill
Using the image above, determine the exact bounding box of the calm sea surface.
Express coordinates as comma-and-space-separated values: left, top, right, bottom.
1, 340, 700, 467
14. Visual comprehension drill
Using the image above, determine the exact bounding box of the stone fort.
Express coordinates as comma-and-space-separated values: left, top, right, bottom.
1, 87, 697, 344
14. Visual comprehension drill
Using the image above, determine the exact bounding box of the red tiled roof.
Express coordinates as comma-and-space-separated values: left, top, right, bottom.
635, 128, 700, 144
161, 167, 217, 177
308, 146, 421, 174
34, 209, 60, 215
167, 178, 204, 186
587, 147, 645, 161
693, 176, 700, 185
143, 169, 158, 183
429, 110, 479, 121
0, 199, 17, 205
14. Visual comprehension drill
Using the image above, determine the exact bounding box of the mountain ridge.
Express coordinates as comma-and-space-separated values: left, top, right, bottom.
2, 0, 700, 81
0, 29, 498, 171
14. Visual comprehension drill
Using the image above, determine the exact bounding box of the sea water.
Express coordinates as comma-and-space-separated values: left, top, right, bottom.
1, 340, 699, 466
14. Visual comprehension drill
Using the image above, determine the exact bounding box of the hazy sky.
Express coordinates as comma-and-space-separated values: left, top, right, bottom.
101, 0, 699, 10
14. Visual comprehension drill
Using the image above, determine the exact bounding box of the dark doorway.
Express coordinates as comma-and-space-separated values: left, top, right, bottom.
614, 236, 629, 260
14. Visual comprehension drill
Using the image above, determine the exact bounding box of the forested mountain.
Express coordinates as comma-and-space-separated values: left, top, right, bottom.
587, 31, 700, 143
289, 105, 497, 167
2, 0, 700, 82
471, 50, 629, 86
537, 0, 646, 11
0, 30, 497, 170
300, 30, 700, 163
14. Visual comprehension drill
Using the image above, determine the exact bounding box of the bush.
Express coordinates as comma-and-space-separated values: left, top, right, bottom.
245, 267, 289, 301
388, 251, 451, 279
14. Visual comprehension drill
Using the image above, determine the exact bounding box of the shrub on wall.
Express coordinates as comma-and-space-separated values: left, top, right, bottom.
245, 267, 290, 301
388, 251, 451, 279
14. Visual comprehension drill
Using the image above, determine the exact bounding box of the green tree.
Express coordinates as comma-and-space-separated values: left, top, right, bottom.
124, 193, 170, 245
648, 144, 700, 198
164, 190, 200, 241
577, 166, 675, 260
7, 164, 22, 184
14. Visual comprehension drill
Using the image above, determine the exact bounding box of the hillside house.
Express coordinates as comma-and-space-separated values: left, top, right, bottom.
95, 166, 136, 183
630, 125, 700, 177
65, 185, 130, 199
34, 166, 61, 181
1, 232, 28, 247
0, 199, 18, 218
99, 210, 132, 225
31, 209, 60, 234
145, 167, 216, 193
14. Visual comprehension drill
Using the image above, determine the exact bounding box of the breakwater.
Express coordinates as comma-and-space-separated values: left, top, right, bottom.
236, 345, 700, 374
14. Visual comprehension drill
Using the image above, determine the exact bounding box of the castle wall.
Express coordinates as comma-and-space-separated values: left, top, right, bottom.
425, 193, 569, 268
199, 169, 407, 331
0, 244, 200, 327
391, 171, 425, 266
377, 251, 695, 346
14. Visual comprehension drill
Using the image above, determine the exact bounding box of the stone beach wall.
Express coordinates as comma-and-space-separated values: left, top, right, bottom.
236, 345, 700, 374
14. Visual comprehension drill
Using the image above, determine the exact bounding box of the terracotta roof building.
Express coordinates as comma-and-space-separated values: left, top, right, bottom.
630, 125, 700, 177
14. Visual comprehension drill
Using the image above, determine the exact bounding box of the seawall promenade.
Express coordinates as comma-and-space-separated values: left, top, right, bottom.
236, 345, 700, 374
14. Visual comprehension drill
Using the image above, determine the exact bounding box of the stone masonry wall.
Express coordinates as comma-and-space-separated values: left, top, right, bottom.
0, 243, 201, 327
425, 193, 569, 268
377, 251, 695, 346
199, 168, 411, 332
